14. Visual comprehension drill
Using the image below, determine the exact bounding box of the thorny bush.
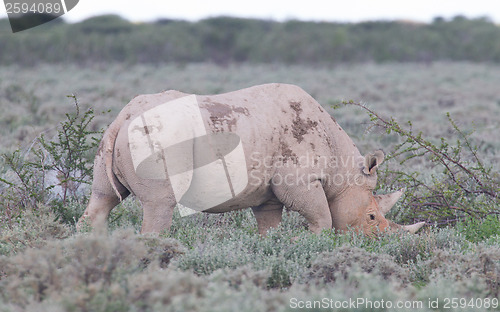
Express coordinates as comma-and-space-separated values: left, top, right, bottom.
0, 95, 104, 227
339, 100, 500, 226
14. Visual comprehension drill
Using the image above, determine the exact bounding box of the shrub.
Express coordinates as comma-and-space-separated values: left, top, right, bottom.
340, 101, 500, 225
209, 265, 269, 290
425, 247, 500, 297
0, 95, 104, 227
302, 246, 410, 287
456, 215, 500, 243
0, 230, 185, 310
267, 262, 292, 289
380, 227, 468, 265
0, 205, 71, 256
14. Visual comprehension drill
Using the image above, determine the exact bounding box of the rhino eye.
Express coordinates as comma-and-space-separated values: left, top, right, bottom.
369, 214, 375, 220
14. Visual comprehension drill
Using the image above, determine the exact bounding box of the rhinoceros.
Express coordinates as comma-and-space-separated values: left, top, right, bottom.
77, 83, 424, 236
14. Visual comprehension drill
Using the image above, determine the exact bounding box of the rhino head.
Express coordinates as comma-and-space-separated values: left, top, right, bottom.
329, 150, 425, 236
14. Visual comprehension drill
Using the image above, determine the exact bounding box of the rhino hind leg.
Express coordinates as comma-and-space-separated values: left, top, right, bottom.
77, 153, 130, 232
251, 199, 283, 235
272, 178, 332, 234
77, 191, 122, 232
139, 194, 177, 234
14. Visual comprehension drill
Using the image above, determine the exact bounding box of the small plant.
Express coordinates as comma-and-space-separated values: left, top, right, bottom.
0, 149, 46, 221
456, 215, 500, 243
0, 95, 104, 227
36, 95, 101, 204
267, 262, 292, 289
338, 100, 500, 226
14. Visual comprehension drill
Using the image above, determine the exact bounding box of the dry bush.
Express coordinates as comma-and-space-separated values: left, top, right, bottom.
302, 246, 410, 288
1, 226, 499, 311
425, 247, 500, 297
0, 230, 185, 310
381, 227, 468, 264
138, 234, 187, 268
209, 265, 269, 290
0, 205, 71, 256
127, 270, 208, 310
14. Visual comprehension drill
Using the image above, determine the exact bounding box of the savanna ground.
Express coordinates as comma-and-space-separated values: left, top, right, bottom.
1, 62, 500, 311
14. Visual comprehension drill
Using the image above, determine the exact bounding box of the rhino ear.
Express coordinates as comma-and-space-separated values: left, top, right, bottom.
375, 189, 404, 216
362, 150, 385, 175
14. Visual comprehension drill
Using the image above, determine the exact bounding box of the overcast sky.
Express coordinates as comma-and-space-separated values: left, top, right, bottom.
1, 0, 499, 23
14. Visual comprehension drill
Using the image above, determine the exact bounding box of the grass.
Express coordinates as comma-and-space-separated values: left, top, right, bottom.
1, 204, 499, 311
1, 62, 500, 310
1, 62, 500, 156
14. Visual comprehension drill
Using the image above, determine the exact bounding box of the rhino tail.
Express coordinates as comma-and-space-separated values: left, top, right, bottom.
103, 120, 123, 202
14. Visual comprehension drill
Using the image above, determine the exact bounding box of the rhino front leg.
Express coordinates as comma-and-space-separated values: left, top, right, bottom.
272, 178, 332, 234
251, 199, 283, 235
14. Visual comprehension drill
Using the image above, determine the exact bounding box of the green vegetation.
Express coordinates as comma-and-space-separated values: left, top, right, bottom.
340, 101, 500, 225
1, 97, 101, 228
1, 206, 499, 311
1, 15, 500, 65
456, 215, 500, 243
0, 62, 499, 310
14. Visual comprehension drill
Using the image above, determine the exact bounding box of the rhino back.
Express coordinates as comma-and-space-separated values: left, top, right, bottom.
197, 83, 340, 161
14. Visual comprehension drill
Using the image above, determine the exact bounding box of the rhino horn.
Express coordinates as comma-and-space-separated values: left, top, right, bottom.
375, 189, 404, 216
402, 221, 426, 234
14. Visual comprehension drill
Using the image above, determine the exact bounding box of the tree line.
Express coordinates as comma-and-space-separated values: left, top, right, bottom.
1, 14, 499, 65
